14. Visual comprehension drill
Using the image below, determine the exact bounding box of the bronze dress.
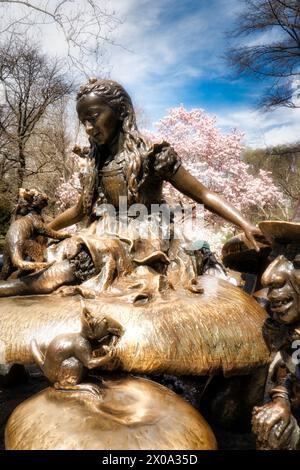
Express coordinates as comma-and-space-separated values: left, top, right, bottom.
90, 145, 185, 263
91, 143, 181, 210
46, 143, 196, 300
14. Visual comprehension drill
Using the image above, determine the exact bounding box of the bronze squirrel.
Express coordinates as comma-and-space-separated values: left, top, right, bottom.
0, 188, 71, 280
31, 302, 124, 397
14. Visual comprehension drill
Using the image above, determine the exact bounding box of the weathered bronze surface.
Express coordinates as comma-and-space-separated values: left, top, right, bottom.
0, 233, 131, 297
5, 376, 217, 450
0, 276, 269, 376
222, 232, 271, 276
252, 210, 300, 449
0, 188, 70, 280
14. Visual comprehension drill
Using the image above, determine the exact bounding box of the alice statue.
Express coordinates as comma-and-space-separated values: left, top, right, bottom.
0, 78, 260, 299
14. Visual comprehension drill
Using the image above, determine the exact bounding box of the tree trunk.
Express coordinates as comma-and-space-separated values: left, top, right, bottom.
292, 197, 300, 222
17, 141, 26, 190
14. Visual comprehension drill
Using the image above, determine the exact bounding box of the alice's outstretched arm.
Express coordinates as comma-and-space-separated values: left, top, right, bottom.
169, 166, 260, 250
48, 195, 85, 231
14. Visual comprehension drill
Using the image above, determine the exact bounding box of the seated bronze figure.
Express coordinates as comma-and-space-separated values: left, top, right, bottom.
0, 78, 261, 298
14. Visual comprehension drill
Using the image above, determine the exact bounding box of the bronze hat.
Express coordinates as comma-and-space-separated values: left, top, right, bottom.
259, 220, 300, 243
222, 233, 270, 274
259, 199, 300, 243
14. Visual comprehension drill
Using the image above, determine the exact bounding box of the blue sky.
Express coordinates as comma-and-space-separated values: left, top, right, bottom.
102, 0, 300, 148
105, 0, 252, 117
3, 0, 300, 148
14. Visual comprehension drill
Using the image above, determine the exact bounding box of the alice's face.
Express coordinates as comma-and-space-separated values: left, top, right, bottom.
262, 248, 300, 325
76, 93, 120, 146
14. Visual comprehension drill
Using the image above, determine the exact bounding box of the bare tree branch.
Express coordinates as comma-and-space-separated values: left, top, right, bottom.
0, 0, 122, 74
226, 0, 300, 110
0, 37, 73, 188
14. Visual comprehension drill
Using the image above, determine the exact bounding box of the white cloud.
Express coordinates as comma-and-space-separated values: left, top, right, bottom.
216, 106, 300, 147
246, 28, 284, 48
262, 122, 300, 147
3, 0, 297, 149
99, 0, 243, 124
90, 0, 300, 148
106, 1, 209, 81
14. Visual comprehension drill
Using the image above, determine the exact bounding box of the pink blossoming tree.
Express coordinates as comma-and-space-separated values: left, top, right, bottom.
151, 106, 286, 219
146, 106, 287, 252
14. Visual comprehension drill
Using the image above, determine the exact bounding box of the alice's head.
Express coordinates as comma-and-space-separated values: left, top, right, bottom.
76, 78, 138, 146
76, 78, 150, 203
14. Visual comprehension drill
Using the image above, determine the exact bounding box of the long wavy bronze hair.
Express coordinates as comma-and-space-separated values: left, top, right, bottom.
76, 78, 151, 209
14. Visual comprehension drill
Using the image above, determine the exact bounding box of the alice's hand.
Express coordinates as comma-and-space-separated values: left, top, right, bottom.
60, 231, 72, 239
241, 224, 263, 252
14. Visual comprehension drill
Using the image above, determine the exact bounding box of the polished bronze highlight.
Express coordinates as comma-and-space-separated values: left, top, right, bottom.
5, 376, 217, 450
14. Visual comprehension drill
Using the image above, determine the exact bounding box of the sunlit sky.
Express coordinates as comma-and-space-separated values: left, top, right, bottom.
107, 0, 300, 148
5, 0, 300, 148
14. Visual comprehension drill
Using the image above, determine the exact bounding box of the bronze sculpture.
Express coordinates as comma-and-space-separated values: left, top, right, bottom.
55, 78, 261, 238
222, 232, 271, 280
5, 374, 217, 450
31, 303, 123, 395
5, 302, 217, 450
0, 188, 70, 280
0, 78, 261, 298
0, 78, 273, 450
0, 277, 269, 375
251, 208, 300, 450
